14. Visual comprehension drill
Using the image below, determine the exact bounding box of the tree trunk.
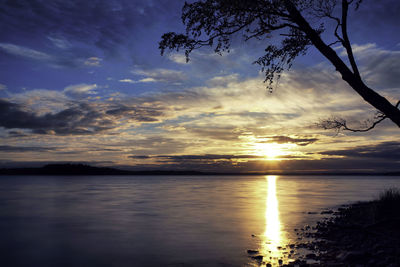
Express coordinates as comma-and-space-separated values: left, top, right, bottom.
284, 1, 400, 128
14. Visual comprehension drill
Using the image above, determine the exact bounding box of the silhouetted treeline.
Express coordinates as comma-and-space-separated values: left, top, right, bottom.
0, 164, 204, 176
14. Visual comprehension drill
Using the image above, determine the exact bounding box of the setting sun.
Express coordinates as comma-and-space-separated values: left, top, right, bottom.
253, 142, 293, 160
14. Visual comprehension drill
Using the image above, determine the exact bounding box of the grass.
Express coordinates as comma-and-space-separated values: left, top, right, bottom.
375, 187, 400, 220
378, 187, 400, 203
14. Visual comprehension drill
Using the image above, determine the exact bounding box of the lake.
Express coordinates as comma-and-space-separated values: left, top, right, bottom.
0, 175, 399, 266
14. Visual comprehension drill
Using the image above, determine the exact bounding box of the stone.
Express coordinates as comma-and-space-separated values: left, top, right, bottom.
251, 255, 263, 261
306, 253, 317, 259
343, 251, 366, 263
321, 210, 334, 214
247, 249, 258, 254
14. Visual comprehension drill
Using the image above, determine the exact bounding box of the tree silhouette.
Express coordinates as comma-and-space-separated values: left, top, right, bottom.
159, 0, 400, 131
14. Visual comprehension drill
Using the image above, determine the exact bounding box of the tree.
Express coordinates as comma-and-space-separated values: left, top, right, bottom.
159, 0, 400, 131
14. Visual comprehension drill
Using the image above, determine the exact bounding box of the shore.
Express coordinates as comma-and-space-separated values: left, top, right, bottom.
286, 188, 400, 266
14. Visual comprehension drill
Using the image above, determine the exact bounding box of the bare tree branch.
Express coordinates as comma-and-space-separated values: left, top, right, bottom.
319, 101, 400, 133
327, 40, 342, 47
341, 0, 361, 79
160, 0, 400, 129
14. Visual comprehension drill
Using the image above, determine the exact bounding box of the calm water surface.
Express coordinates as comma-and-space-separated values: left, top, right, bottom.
0, 175, 399, 266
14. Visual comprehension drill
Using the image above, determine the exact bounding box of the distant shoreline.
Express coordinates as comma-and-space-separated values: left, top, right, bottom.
0, 163, 399, 176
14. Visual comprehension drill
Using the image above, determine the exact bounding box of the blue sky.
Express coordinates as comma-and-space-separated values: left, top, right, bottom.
0, 0, 399, 172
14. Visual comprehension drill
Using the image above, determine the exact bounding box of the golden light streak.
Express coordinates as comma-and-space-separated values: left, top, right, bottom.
261, 175, 288, 266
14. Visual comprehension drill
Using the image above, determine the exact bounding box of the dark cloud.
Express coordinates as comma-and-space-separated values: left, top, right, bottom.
7, 130, 28, 137
320, 141, 400, 160
125, 155, 400, 173
261, 135, 318, 146
0, 145, 56, 152
187, 127, 242, 140
0, 99, 164, 135
127, 142, 400, 172
129, 154, 265, 160
126, 136, 187, 155
106, 105, 162, 122
0, 0, 184, 57
129, 155, 152, 159
127, 152, 400, 173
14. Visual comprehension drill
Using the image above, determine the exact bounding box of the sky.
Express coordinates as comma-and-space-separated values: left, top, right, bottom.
0, 0, 399, 173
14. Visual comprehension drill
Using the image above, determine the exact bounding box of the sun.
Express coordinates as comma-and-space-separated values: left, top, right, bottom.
253, 142, 287, 160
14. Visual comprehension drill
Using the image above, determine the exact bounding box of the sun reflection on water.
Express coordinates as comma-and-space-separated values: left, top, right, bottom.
261, 175, 288, 266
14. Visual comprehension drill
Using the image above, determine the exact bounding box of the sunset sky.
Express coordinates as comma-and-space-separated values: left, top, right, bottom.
0, 0, 399, 172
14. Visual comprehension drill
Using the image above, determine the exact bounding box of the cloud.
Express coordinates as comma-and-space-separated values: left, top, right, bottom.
63, 84, 98, 98
340, 43, 400, 90
47, 36, 71, 50
0, 84, 6, 91
119, 79, 136, 84
261, 135, 318, 146
119, 78, 157, 84
0, 145, 56, 152
0, 0, 184, 57
168, 53, 187, 64
7, 130, 29, 137
320, 141, 400, 160
349, 43, 377, 55
84, 57, 102, 67
0, 43, 53, 61
132, 68, 187, 84
0, 42, 90, 68
105, 105, 163, 122
120, 68, 186, 84
127, 152, 400, 173
129, 154, 264, 160
0, 98, 164, 135
8, 89, 69, 115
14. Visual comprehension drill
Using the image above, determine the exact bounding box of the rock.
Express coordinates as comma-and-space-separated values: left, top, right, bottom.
292, 259, 309, 267
251, 255, 263, 261
266, 264, 272, 267
278, 259, 283, 265
343, 251, 366, 263
321, 210, 334, 214
247, 249, 259, 254
305, 253, 317, 259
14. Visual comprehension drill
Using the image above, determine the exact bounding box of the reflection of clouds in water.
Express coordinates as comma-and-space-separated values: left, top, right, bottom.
261, 175, 288, 266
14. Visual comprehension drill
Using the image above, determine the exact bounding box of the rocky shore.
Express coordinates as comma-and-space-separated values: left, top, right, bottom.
292, 188, 400, 266
249, 188, 400, 267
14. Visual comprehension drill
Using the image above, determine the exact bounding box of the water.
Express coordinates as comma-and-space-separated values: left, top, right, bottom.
0, 175, 399, 267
